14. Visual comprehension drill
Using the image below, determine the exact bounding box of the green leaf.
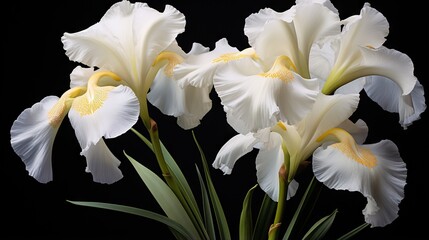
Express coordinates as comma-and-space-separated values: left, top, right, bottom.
160, 140, 202, 219
195, 165, 217, 240
240, 184, 258, 240
336, 223, 369, 240
67, 200, 194, 240
303, 209, 338, 240
131, 127, 207, 239
192, 130, 231, 240
252, 193, 276, 240
125, 152, 200, 239
283, 176, 323, 240
130, 127, 153, 150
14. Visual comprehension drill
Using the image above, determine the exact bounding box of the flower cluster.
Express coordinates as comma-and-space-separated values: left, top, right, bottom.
10, 0, 425, 239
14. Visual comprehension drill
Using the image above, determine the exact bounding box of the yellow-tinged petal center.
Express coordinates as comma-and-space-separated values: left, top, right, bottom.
71, 71, 121, 116
258, 55, 295, 82
48, 87, 86, 127
153, 51, 184, 77
48, 99, 68, 127
72, 87, 112, 116
332, 143, 377, 168
212, 48, 258, 63
318, 128, 378, 168
277, 121, 287, 131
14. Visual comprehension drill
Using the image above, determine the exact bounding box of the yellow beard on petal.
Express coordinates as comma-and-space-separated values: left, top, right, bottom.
212, 48, 258, 63
48, 87, 86, 127
48, 99, 67, 128
332, 142, 378, 168
258, 55, 295, 83
317, 127, 378, 168
72, 87, 112, 116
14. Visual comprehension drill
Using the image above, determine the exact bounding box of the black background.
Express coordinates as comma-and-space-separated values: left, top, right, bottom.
3, 0, 428, 239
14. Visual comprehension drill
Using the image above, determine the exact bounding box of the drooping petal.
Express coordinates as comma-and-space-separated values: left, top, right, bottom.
176, 85, 212, 129
255, 132, 299, 201
62, 1, 185, 94
313, 132, 407, 227
355, 47, 416, 95
322, 4, 417, 95
335, 77, 365, 95
214, 56, 318, 134
81, 138, 123, 184
69, 85, 140, 152
10, 96, 65, 183
148, 66, 186, 117
148, 64, 213, 129
364, 76, 426, 129
213, 133, 259, 174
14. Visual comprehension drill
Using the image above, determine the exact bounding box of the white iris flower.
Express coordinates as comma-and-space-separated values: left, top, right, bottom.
11, 70, 139, 184
311, 3, 426, 128
213, 93, 360, 201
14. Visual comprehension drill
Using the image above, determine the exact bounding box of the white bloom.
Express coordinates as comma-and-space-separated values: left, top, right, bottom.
61, 0, 186, 99
11, 71, 139, 184
311, 3, 425, 128
313, 128, 407, 227
147, 39, 237, 129
213, 93, 360, 201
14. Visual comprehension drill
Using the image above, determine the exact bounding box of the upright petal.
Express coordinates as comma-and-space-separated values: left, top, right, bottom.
297, 93, 360, 155
10, 96, 66, 183
62, 1, 185, 94
244, 8, 295, 49
82, 139, 123, 184
250, 2, 340, 77
175, 38, 239, 88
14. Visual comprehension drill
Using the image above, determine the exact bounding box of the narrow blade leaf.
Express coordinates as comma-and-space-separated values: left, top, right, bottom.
196, 165, 217, 240
240, 184, 258, 240
125, 151, 200, 239
252, 193, 276, 240
192, 131, 231, 240
283, 176, 322, 240
336, 223, 369, 240
303, 209, 338, 240
67, 200, 194, 240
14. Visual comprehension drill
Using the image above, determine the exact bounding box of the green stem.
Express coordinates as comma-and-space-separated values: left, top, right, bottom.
268, 166, 289, 240
140, 99, 151, 131
148, 119, 208, 239
148, 119, 178, 190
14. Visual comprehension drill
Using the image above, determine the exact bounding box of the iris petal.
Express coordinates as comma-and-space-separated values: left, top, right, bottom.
69, 85, 139, 152
82, 138, 123, 184
313, 138, 407, 227
10, 96, 64, 183
213, 133, 259, 174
